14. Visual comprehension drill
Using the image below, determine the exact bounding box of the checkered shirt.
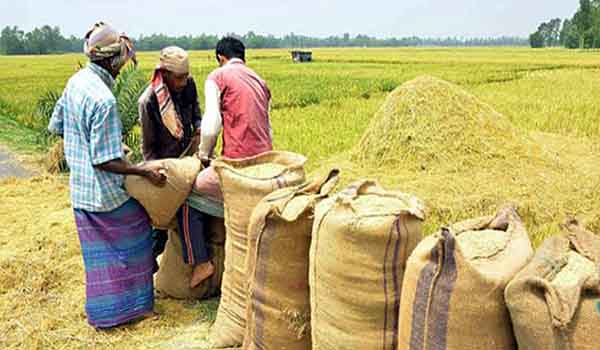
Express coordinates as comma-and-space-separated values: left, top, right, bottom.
48, 63, 130, 212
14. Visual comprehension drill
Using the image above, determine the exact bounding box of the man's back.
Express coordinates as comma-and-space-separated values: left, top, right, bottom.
207, 60, 272, 159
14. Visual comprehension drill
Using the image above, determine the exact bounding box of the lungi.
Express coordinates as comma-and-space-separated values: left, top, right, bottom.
74, 198, 154, 328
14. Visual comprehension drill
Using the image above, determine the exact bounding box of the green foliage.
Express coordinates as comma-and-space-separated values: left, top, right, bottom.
529, 19, 561, 48
34, 89, 62, 147
31, 65, 147, 161
536, 0, 600, 48
0, 25, 530, 56
113, 66, 148, 138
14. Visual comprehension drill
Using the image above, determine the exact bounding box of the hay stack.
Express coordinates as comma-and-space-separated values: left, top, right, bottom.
316, 75, 600, 243
353, 75, 540, 170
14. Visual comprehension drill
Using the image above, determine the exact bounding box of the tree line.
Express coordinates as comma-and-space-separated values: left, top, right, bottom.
0, 25, 528, 55
530, 0, 600, 48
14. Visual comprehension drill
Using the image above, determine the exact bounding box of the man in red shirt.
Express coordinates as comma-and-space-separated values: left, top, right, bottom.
193, 37, 273, 218
197, 37, 273, 163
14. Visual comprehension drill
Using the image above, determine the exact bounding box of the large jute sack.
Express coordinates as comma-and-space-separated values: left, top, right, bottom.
397, 206, 533, 350
155, 216, 226, 300
209, 151, 307, 348
243, 170, 340, 350
309, 180, 425, 350
505, 220, 600, 350
125, 157, 202, 229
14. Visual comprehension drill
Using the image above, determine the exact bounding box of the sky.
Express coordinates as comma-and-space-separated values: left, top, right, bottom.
1, 0, 579, 38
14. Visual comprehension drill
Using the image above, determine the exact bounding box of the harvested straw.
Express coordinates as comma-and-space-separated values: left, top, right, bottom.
315, 76, 600, 244
45, 139, 68, 174
0, 176, 218, 350
353, 75, 541, 170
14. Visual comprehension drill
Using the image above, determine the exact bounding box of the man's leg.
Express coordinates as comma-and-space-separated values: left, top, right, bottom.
150, 228, 168, 273
152, 229, 168, 257
176, 203, 215, 288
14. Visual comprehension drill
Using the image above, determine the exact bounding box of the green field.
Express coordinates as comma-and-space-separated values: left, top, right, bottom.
3, 48, 600, 162
1, 47, 600, 349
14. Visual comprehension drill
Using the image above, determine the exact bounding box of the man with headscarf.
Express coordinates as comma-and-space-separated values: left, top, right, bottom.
48, 22, 165, 329
138, 46, 214, 288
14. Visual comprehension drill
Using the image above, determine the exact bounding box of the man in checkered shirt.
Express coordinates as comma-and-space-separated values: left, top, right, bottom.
47, 22, 165, 329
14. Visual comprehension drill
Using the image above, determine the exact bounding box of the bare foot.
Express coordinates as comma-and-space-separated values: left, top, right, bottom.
190, 261, 215, 288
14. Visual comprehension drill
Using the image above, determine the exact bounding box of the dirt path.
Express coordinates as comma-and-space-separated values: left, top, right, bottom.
0, 148, 32, 179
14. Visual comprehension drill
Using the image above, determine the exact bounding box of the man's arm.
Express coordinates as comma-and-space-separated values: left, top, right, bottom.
48, 94, 66, 136
187, 78, 202, 155
95, 158, 166, 186
139, 93, 160, 161
91, 100, 165, 185
190, 78, 202, 131
198, 79, 223, 161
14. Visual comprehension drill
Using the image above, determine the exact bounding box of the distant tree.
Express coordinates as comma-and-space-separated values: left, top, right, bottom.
0, 26, 26, 54
529, 32, 544, 48
573, 0, 594, 48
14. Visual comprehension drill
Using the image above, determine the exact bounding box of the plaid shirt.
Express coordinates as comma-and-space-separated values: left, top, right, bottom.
48, 63, 130, 212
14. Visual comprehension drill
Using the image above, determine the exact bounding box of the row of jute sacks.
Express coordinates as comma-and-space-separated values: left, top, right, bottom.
125, 151, 600, 350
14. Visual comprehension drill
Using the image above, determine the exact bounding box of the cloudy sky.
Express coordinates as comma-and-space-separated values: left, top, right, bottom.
1, 0, 578, 38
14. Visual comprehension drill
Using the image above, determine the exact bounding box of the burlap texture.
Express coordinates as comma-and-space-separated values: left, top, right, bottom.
125, 157, 202, 229
309, 180, 425, 350
209, 151, 307, 348
155, 216, 226, 300
397, 206, 533, 350
243, 170, 340, 350
505, 220, 600, 350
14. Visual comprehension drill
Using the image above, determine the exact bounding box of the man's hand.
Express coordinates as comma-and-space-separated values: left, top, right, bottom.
140, 166, 167, 187
95, 159, 166, 187
188, 128, 201, 156
195, 152, 212, 168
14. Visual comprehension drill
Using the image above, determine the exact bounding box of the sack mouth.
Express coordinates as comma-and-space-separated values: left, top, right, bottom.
213, 151, 308, 179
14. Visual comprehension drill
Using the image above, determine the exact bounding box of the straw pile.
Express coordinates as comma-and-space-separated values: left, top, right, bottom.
315, 76, 600, 243
45, 139, 68, 174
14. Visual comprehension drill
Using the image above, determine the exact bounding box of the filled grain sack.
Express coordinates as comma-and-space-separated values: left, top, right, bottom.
505, 220, 600, 350
397, 206, 533, 350
209, 151, 307, 348
243, 170, 340, 350
125, 157, 202, 229
155, 216, 226, 300
309, 180, 425, 350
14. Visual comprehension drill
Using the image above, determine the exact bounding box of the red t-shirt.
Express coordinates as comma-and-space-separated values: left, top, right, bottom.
207, 61, 273, 159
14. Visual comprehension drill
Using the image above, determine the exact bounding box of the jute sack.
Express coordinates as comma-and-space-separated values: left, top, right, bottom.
125, 157, 202, 229
209, 151, 307, 348
243, 170, 340, 350
309, 180, 425, 350
155, 216, 226, 300
397, 206, 533, 350
505, 220, 600, 350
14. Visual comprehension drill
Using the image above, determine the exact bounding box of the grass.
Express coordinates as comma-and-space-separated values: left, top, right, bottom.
1, 47, 600, 349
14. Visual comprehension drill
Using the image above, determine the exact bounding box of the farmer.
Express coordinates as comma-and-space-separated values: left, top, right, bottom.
196, 36, 273, 175
138, 46, 214, 288
47, 22, 165, 328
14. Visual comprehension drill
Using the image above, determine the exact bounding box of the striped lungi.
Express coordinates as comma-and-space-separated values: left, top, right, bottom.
74, 198, 154, 328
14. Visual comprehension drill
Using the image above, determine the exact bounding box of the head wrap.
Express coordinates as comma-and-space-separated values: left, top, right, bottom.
158, 46, 190, 74
83, 22, 137, 70
149, 46, 192, 140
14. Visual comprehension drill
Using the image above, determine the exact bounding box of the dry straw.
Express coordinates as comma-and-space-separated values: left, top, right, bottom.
317, 75, 600, 244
